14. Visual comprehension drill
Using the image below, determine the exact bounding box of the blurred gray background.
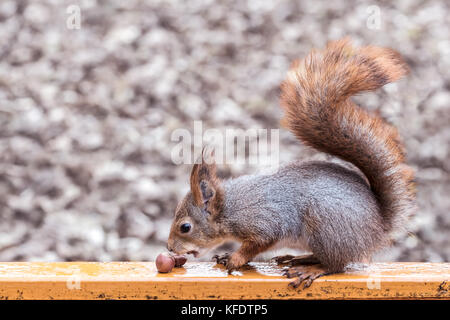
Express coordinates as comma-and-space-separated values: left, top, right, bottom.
0, 0, 448, 262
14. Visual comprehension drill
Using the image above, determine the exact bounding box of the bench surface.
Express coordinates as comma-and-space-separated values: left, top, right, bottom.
0, 262, 448, 300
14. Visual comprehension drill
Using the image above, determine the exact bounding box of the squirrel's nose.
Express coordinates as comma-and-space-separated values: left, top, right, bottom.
166, 242, 173, 252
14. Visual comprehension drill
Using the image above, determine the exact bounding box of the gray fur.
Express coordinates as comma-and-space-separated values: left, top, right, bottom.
221, 161, 386, 271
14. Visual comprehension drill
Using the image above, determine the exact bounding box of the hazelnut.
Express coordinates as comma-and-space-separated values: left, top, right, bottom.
155, 253, 175, 273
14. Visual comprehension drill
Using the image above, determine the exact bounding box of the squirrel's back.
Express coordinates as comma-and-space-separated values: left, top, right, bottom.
280, 38, 416, 236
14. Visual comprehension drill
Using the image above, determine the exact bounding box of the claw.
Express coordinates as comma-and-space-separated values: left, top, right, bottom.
303, 277, 313, 288
212, 253, 230, 266
288, 278, 302, 289
283, 264, 330, 290
226, 265, 237, 273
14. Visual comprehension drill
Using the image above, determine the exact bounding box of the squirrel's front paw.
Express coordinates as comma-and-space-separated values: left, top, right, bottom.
226, 253, 247, 272
212, 253, 247, 272
212, 253, 231, 266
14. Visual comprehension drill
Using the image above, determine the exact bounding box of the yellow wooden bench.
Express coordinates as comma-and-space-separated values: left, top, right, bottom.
0, 262, 448, 299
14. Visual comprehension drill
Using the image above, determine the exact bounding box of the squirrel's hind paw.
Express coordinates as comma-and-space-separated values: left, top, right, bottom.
272, 254, 321, 266
284, 264, 330, 289
271, 254, 295, 264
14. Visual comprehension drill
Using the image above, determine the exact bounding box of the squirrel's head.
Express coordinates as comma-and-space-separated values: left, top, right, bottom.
167, 157, 225, 258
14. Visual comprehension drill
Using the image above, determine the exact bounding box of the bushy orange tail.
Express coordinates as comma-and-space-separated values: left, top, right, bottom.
280, 38, 415, 233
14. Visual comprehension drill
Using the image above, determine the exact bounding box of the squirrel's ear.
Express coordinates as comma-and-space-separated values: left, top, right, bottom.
199, 180, 215, 204
189, 158, 224, 216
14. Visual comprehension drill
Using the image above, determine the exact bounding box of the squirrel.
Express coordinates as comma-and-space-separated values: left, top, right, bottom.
167, 38, 416, 288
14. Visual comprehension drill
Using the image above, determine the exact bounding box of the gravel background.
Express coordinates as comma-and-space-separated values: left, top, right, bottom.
0, 0, 448, 262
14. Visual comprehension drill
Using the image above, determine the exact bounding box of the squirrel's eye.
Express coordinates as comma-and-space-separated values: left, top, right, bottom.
180, 223, 191, 233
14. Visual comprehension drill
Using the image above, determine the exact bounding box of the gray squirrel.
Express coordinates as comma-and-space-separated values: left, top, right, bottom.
167, 38, 416, 288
